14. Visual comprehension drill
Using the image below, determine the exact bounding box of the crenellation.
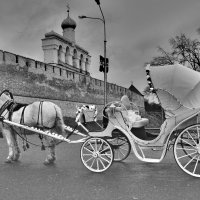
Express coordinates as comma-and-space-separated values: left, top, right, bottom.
74, 73, 79, 83
35, 61, 45, 74
0, 50, 3, 64
40, 62, 46, 73
27, 58, 35, 69
54, 66, 61, 77
70, 72, 74, 80
45, 64, 54, 80
4, 51, 16, 65
18, 55, 28, 67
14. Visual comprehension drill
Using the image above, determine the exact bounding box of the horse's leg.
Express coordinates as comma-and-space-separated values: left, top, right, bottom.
43, 136, 56, 165
2, 128, 16, 163
12, 133, 20, 161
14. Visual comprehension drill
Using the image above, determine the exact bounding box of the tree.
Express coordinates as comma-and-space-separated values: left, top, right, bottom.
150, 33, 200, 71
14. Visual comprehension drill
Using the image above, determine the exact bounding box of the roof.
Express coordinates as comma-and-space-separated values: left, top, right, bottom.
43, 31, 89, 55
129, 84, 143, 96
61, 16, 77, 29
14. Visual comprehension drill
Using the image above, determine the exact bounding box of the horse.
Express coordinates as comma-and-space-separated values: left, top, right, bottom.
0, 90, 67, 165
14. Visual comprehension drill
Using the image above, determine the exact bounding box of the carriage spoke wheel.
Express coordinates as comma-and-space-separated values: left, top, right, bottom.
109, 131, 131, 161
81, 137, 113, 172
174, 124, 200, 177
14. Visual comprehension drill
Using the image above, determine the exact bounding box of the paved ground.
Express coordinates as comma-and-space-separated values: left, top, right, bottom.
0, 135, 200, 200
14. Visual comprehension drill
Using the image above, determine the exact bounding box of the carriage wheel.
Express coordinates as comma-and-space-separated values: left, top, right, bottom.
174, 124, 200, 177
81, 137, 114, 172
109, 130, 131, 161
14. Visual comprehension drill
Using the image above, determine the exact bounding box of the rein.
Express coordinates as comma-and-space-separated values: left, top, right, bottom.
0, 100, 14, 116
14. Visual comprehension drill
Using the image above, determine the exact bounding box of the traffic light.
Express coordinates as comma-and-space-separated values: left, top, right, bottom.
99, 64, 104, 72
99, 55, 109, 73
100, 55, 104, 64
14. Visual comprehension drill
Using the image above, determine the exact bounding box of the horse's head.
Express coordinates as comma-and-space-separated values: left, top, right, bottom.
0, 90, 13, 110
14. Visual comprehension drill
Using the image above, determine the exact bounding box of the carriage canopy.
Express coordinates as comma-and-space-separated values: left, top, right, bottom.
146, 64, 200, 111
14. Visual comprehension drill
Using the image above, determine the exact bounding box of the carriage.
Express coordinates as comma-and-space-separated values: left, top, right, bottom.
79, 63, 200, 177
1, 63, 200, 177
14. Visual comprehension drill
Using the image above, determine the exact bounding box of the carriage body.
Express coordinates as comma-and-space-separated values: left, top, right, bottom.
80, 64, 200, 177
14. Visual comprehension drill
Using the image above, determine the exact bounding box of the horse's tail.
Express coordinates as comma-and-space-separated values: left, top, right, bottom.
53, 105, 66, 136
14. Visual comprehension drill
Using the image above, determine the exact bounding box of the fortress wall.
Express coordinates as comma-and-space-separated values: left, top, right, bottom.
0, 50, 144, 115
0, 50, 4, 64
4, 51, 16, 65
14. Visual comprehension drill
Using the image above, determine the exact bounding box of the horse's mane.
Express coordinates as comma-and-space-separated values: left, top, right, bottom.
0, 90, 13, 100
12, 103, 28, 112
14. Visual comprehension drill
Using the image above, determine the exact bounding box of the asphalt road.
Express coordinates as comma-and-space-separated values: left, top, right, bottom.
0, 135, 200, 200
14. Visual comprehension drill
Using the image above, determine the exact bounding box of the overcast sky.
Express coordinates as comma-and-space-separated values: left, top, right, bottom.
1, 0, 200, 92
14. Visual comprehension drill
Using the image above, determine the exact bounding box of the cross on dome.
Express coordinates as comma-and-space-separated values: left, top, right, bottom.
66, 2, 70, 16
61, 1, 76, 30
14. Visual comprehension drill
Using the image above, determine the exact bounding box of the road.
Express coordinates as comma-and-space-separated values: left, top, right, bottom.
0, 135, 200, 200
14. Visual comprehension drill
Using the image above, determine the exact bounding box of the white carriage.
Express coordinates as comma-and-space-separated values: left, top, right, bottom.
80, 63, 200, 177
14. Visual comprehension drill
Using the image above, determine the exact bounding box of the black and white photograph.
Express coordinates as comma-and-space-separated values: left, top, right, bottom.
1, 0, 200, 199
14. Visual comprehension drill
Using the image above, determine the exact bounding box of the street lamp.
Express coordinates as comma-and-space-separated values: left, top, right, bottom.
79, 0, 107, 106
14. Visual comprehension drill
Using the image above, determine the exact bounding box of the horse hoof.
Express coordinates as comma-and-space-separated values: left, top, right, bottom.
12, 154, 20, 162
43, 160, 54, 165
43, 158, 55, 165
5, 159, 13, 163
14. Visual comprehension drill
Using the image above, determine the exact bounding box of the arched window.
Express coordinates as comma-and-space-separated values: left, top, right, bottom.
58, 45, 62, 63
73, 49, 77, 67
65, 46, 70, 64
79, 54, 83, 70
85, 58, 89, 72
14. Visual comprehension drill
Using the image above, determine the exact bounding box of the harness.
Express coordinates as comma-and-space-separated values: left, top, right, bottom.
0, 99, 14, 138
0, 93, 53, 150
0, 99, 14, 116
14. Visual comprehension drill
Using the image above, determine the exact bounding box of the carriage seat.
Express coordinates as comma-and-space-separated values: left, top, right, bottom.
121, 110, 149, 128
131, 117, 149, 128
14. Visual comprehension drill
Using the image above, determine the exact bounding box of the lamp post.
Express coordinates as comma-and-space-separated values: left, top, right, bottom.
79, 0, 107, 106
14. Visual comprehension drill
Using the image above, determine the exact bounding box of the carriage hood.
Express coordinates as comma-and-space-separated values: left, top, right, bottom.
146, 64, 200, 111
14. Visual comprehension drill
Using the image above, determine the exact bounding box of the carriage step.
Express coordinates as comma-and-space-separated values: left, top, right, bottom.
141, 158, 162, 163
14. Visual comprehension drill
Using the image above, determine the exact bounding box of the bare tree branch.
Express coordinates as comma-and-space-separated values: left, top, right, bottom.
149, 33, 200, 71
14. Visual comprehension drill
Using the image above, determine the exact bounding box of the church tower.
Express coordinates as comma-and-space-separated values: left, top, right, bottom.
42, 4, 91, 74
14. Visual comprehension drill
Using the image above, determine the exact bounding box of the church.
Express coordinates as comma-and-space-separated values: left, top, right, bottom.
42, 6, 91, 76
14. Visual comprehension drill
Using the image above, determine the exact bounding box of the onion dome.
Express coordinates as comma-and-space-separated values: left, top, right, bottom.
61, 16, 76, 29
61, 5, 76, 30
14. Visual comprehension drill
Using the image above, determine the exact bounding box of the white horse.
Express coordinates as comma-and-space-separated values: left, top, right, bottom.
0, 90, 66, 165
